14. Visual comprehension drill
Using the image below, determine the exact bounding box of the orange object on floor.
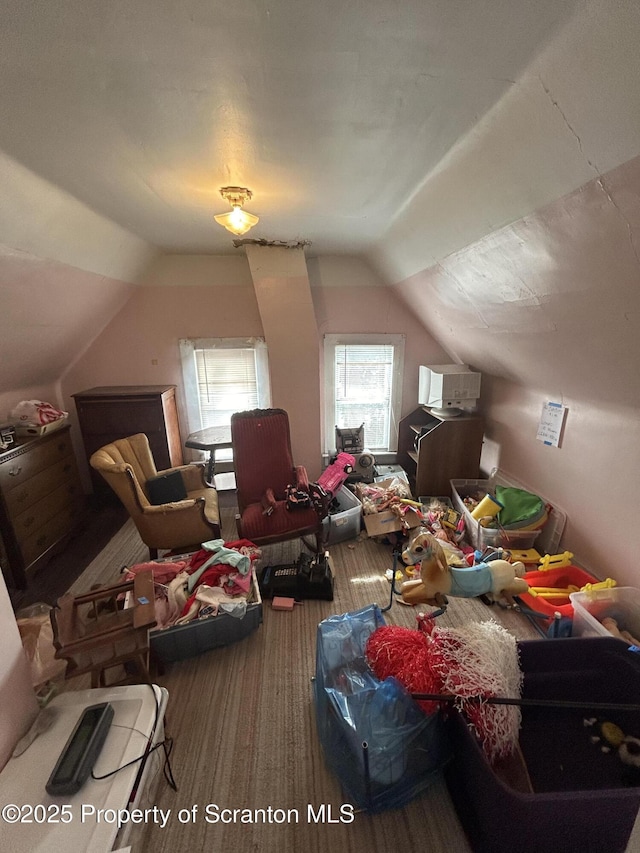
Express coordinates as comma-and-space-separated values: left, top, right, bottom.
518, 565, 600, 620
272, 597, 296, 611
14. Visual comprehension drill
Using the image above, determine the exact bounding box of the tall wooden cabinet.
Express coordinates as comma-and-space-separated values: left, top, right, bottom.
0, 424, 85, 590
397, 407, 484, 498
72, 386, 183, 498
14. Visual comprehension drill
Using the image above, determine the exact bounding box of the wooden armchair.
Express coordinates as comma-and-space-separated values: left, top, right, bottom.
50, 570, 157, 688
90, 432, 220, 558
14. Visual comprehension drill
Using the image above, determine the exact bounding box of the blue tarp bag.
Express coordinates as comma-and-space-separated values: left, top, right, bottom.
313, 604, 451, 812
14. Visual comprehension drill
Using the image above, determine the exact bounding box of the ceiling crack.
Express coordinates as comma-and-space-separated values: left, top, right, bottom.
539, 75, 640, 269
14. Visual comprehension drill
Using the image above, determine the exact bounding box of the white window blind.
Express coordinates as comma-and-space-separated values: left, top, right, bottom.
324, 334, 405, 453
179, 337, 270, 438
194, 347, 259, 429
334, 344, 395, 449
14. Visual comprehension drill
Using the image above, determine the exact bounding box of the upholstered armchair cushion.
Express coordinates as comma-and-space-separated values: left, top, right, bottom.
231, 408, 326, 551
237, 501, 323, 546
90, 433, 220, 557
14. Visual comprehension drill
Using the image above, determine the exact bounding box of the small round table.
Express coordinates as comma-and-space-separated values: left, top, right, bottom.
185, 426, 233, 486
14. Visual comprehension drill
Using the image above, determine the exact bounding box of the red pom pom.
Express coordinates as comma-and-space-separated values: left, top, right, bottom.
365, 625, 441, 714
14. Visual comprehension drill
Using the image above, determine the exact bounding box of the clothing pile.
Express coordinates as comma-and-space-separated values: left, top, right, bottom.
122, 538, 261, 629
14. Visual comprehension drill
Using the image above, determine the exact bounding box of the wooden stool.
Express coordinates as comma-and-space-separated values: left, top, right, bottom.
50, 570, 157, 688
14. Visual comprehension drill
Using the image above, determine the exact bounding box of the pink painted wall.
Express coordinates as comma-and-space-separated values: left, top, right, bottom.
61, 273, 444, 483
393, 155, 640, 583
244, 246, 323, 478
311, 282, 451, 423
0, 250, 136, 421
61, 283, 263, 482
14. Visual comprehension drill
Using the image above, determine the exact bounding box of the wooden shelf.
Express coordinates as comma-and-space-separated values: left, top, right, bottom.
397, 407, 484, 497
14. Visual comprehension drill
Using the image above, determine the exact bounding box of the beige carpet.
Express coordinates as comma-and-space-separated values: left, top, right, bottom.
65, 507, 544, 852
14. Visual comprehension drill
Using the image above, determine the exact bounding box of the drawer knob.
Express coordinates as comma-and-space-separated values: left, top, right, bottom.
23, 516, 35, 528
9, 466, 22, 477
36, 534, 47, 548
63, 463, 71, 472
16, 492, 28, 503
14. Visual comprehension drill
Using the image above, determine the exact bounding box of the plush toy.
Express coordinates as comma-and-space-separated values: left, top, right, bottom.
400, 527, 529, 607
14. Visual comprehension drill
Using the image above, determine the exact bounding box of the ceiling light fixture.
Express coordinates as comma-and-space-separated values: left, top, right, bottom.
214, 186, 259, 236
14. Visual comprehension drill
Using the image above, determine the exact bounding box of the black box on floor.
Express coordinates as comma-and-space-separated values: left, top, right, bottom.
259, 552, 334, 601
445, 637, 640, 853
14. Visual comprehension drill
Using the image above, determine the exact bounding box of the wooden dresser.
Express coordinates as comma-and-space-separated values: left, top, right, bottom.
0, 424, 85, 590
72, 386, 183, 498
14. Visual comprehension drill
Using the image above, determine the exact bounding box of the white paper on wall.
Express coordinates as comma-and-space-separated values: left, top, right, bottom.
536, 401, 568, 448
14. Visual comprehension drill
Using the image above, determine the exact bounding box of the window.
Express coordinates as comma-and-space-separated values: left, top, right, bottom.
180, 338, 271, 459
324, 334, 405, 453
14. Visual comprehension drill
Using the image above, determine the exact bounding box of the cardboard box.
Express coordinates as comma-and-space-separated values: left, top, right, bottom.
363, 509, 422, 537
359, 477, 422, 537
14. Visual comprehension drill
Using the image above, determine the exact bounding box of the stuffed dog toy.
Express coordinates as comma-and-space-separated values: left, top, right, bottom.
400, 527, 529, 607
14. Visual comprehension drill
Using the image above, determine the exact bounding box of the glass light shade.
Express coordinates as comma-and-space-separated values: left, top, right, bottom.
214, 205, 259, 236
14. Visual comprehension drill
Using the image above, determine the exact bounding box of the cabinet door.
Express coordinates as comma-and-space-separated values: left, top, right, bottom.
75, 389, 182, 471
415, 417, 484, 497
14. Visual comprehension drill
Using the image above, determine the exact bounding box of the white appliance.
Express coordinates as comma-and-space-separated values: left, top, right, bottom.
418, 364, 481, 417
0, 684, 168, 852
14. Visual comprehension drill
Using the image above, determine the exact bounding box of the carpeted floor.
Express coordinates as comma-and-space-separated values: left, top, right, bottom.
57, 502, 553, 852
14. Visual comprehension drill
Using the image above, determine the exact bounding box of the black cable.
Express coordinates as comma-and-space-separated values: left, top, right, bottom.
91, 738, 170, 781
89, 684, 178, 793
161, 736, 177, 791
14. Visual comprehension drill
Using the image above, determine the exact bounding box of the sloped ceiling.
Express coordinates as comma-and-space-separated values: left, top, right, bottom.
2, 0, 640, 408
0, 0, 583, 257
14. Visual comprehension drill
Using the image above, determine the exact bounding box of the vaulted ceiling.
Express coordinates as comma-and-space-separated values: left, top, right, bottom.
1, 0, 584, 258
3, 0, 640, 413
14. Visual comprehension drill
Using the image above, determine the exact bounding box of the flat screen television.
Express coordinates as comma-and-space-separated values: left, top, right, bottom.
418, 364, 481, 417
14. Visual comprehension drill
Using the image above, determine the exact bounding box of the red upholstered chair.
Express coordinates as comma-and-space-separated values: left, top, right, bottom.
231, 408, 326, 552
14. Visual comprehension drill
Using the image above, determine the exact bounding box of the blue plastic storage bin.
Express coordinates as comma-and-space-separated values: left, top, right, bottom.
313, 605, 451, 812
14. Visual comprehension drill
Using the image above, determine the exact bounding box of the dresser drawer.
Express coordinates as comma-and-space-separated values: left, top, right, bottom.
0, 431, 75, 490
3, 455, 79, 516
19, 500, 84, 569
75, 398, 164, 436
12, 478, 84, 542
0, 424, 86, 589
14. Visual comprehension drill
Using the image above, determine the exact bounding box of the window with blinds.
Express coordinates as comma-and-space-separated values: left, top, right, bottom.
179, 338, 270, 448
194, 347, 259, 429
334, 344, 395, 449
324, 334, 405, 453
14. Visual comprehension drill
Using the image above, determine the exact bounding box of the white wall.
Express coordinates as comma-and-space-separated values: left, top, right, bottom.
0, 573, 38, 771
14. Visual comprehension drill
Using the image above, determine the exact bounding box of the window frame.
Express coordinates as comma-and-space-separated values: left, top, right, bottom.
323, 333, 405, 454
179, 337, 271, 436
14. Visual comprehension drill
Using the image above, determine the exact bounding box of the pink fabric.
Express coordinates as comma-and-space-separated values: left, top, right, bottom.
123, 560, 189, 585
